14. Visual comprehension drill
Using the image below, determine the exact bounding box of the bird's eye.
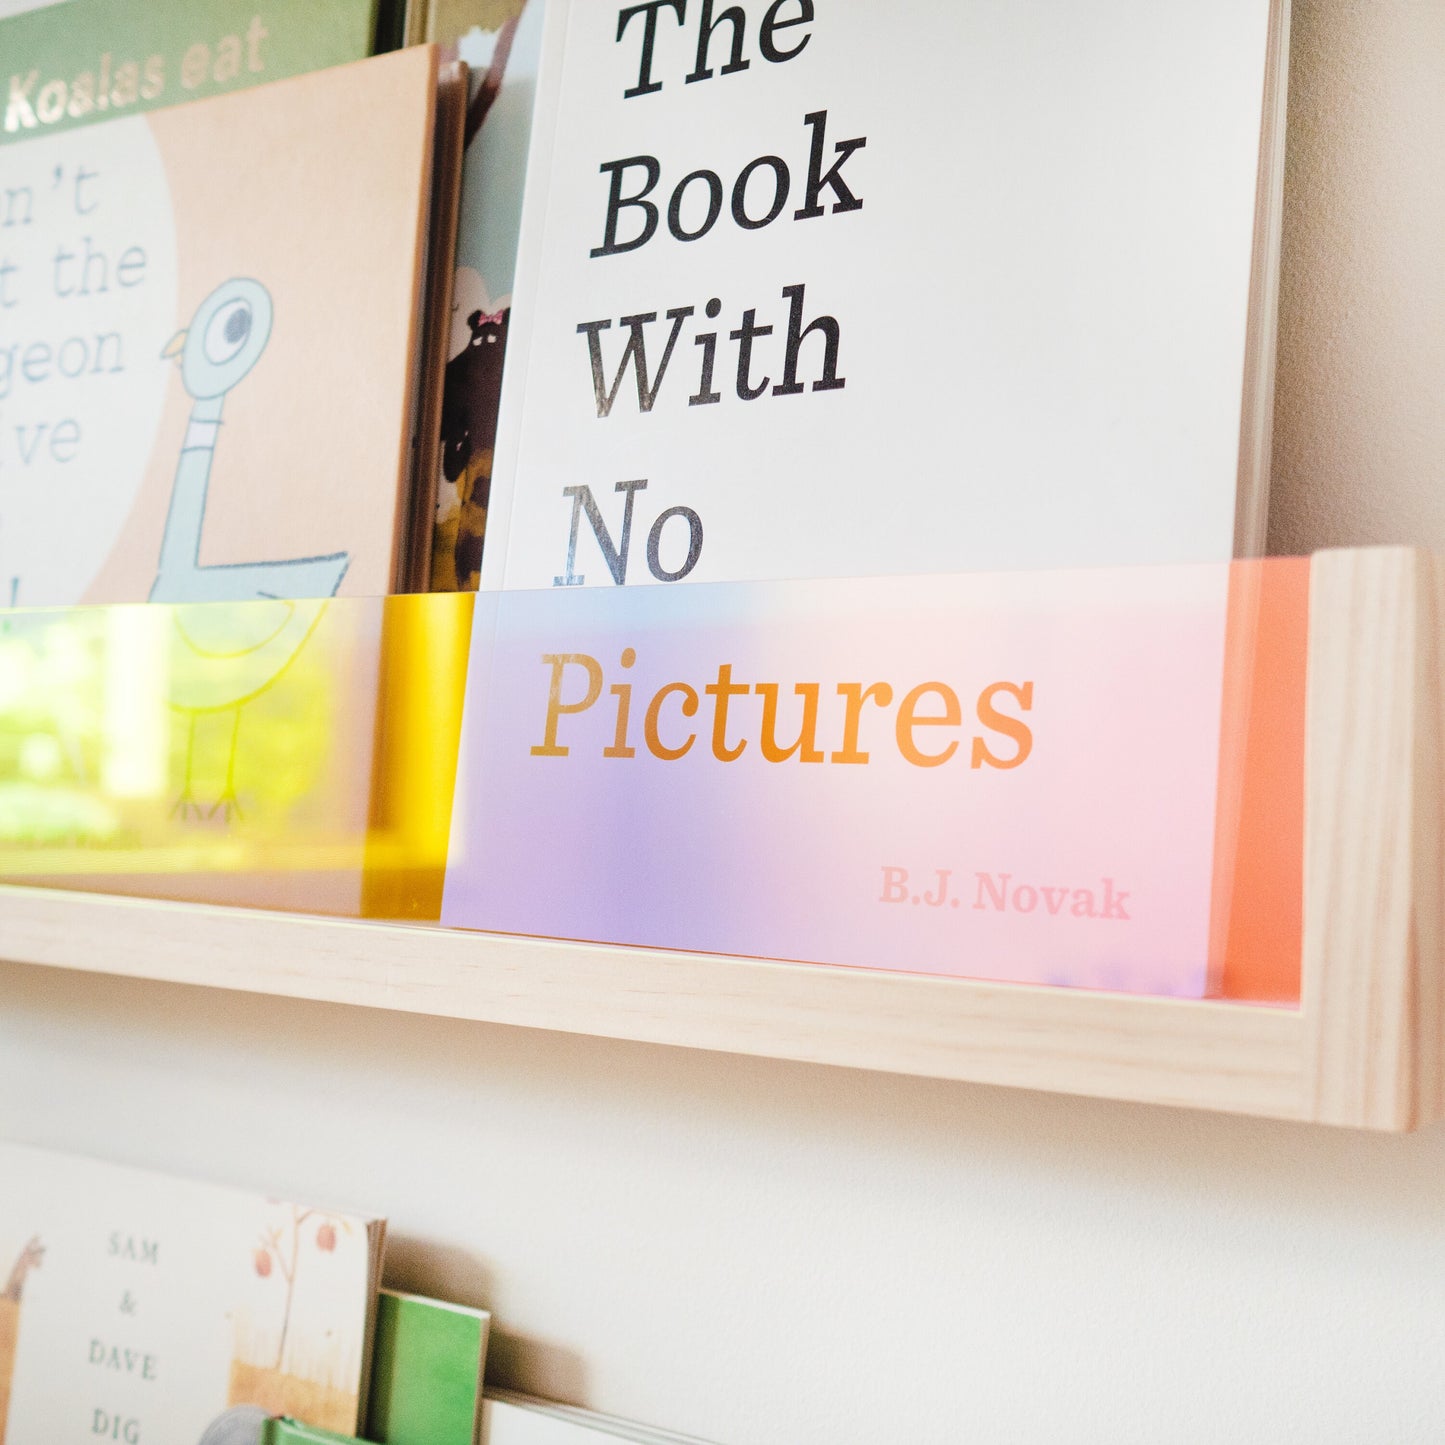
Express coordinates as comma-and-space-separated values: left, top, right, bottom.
204, 300, 253, 364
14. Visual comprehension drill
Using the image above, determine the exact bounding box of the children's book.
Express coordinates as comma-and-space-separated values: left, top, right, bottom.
0, 0, 380, 146
0, 45, 448, 607
442, 563, 1235, 997
366, 1288, 490, 1445
0, 1140, 386, 1445
0, 595, 389, 916
404, 58, 470, 592
261, 1420, 365, 1445
480, 0, 1290, 590
483, 1392, 716, 1445
423, 0, 545, 591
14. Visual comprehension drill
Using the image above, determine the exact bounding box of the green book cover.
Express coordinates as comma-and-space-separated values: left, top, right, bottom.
366, 1288, 491, 1445
260, 1419, 367, 1445
1, 0, 380, 145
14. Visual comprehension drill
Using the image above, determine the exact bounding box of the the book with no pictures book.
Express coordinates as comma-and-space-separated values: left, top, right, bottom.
480, 0, 1290, 590
0, 1140, 385, 1444
0, 45, 450, 608
440, 0, 1289, 999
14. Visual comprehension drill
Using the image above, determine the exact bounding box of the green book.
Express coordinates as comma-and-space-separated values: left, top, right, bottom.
260, 1421, 367, 1445
1, 0, 381, 146
366, 1288, 491, 1445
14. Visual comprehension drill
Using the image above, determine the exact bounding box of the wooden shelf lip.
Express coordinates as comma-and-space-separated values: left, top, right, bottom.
1, 883, 1305, 1121
2, 547, 1442, 1132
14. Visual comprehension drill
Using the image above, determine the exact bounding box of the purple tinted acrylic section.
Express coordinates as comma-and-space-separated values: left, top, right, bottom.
443, 567, 1228, 997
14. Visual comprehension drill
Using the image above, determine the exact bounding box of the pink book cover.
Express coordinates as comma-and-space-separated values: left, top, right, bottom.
443, 564, 1232, 997
0, 45, 437, 608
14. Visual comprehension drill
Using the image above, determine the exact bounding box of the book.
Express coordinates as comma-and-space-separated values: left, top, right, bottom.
479, 0, 1289, 590
0, 594, 390, 917
483, 1392, 716, 1445
0, 0, 381, 146
366, 1288, 490, 1445
404, 58, 471, 592
423, 0, 545, 591
261, 1420, 366, 1445
441, 562, 1233, 996
0, 1140, 385, 1444
0, 45, 448, 607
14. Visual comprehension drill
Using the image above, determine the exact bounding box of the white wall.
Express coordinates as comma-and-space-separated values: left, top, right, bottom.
4, 964, 1445, 1444
3, 3, 1444, 1442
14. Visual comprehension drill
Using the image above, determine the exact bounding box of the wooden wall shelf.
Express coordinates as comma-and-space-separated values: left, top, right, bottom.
2, 884, 1308, 1117
2, 548, 1442, 1132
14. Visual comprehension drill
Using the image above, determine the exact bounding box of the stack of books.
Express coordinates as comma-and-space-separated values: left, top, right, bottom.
0, 0, 1292, 997
0, 1141, 709, 1445
0, 0, 1288, 607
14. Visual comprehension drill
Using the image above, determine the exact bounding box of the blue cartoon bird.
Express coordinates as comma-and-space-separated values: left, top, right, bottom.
153, 279, 349, 819
151, 278, 349, 605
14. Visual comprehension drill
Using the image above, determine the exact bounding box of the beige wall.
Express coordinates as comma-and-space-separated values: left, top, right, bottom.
1270, 0, 1444, 554
3, 4, 1443, 1443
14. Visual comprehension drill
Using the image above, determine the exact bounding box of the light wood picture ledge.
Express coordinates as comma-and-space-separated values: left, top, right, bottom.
1, 547, 1440, 1131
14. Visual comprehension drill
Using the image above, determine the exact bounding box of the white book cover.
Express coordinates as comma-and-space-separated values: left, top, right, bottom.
483, 1393, 716, 1444
0, 1142, 384, 1445
484, 1400, 623, 1445
0, 1, 68, 17
483, 0, 1286, 590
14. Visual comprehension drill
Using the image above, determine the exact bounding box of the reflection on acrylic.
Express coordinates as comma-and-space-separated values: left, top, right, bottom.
0, 594, 471, 917
442, 563, 1308, 1003
0, 571, 1303, 1003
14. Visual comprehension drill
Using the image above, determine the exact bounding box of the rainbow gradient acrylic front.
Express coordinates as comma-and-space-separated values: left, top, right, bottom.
442, 566, 1231, 996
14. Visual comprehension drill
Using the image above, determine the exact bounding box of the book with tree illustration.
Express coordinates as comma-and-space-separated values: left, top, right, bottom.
480, 0, 1290, 591
0, 1140, 385, 1445
0, 44, 452, 609
0, 0, 382, 147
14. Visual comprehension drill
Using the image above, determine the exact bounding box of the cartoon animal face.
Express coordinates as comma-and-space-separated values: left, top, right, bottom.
440, 307, 509, 487
172, 279, 274, 400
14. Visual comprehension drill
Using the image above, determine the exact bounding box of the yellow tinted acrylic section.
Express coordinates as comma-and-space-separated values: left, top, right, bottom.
0, 595, 471, 919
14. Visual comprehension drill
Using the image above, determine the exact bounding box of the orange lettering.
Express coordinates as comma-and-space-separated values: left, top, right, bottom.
644, 682, 699, 760
830, 681, 893, 764
755, 682, 823, 763
604, 646, 637, 758
531, 653, 603, 757
972, 681, 1034, 769
896, 682, 962, 768
704, 663, 749, 761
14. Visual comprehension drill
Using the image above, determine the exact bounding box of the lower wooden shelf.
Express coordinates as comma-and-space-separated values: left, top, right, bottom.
0, 880, 1409, 1130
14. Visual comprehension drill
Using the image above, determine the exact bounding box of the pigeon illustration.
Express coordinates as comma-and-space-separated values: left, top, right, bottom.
151, 278, 349, 605
151, 279, 349, 819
